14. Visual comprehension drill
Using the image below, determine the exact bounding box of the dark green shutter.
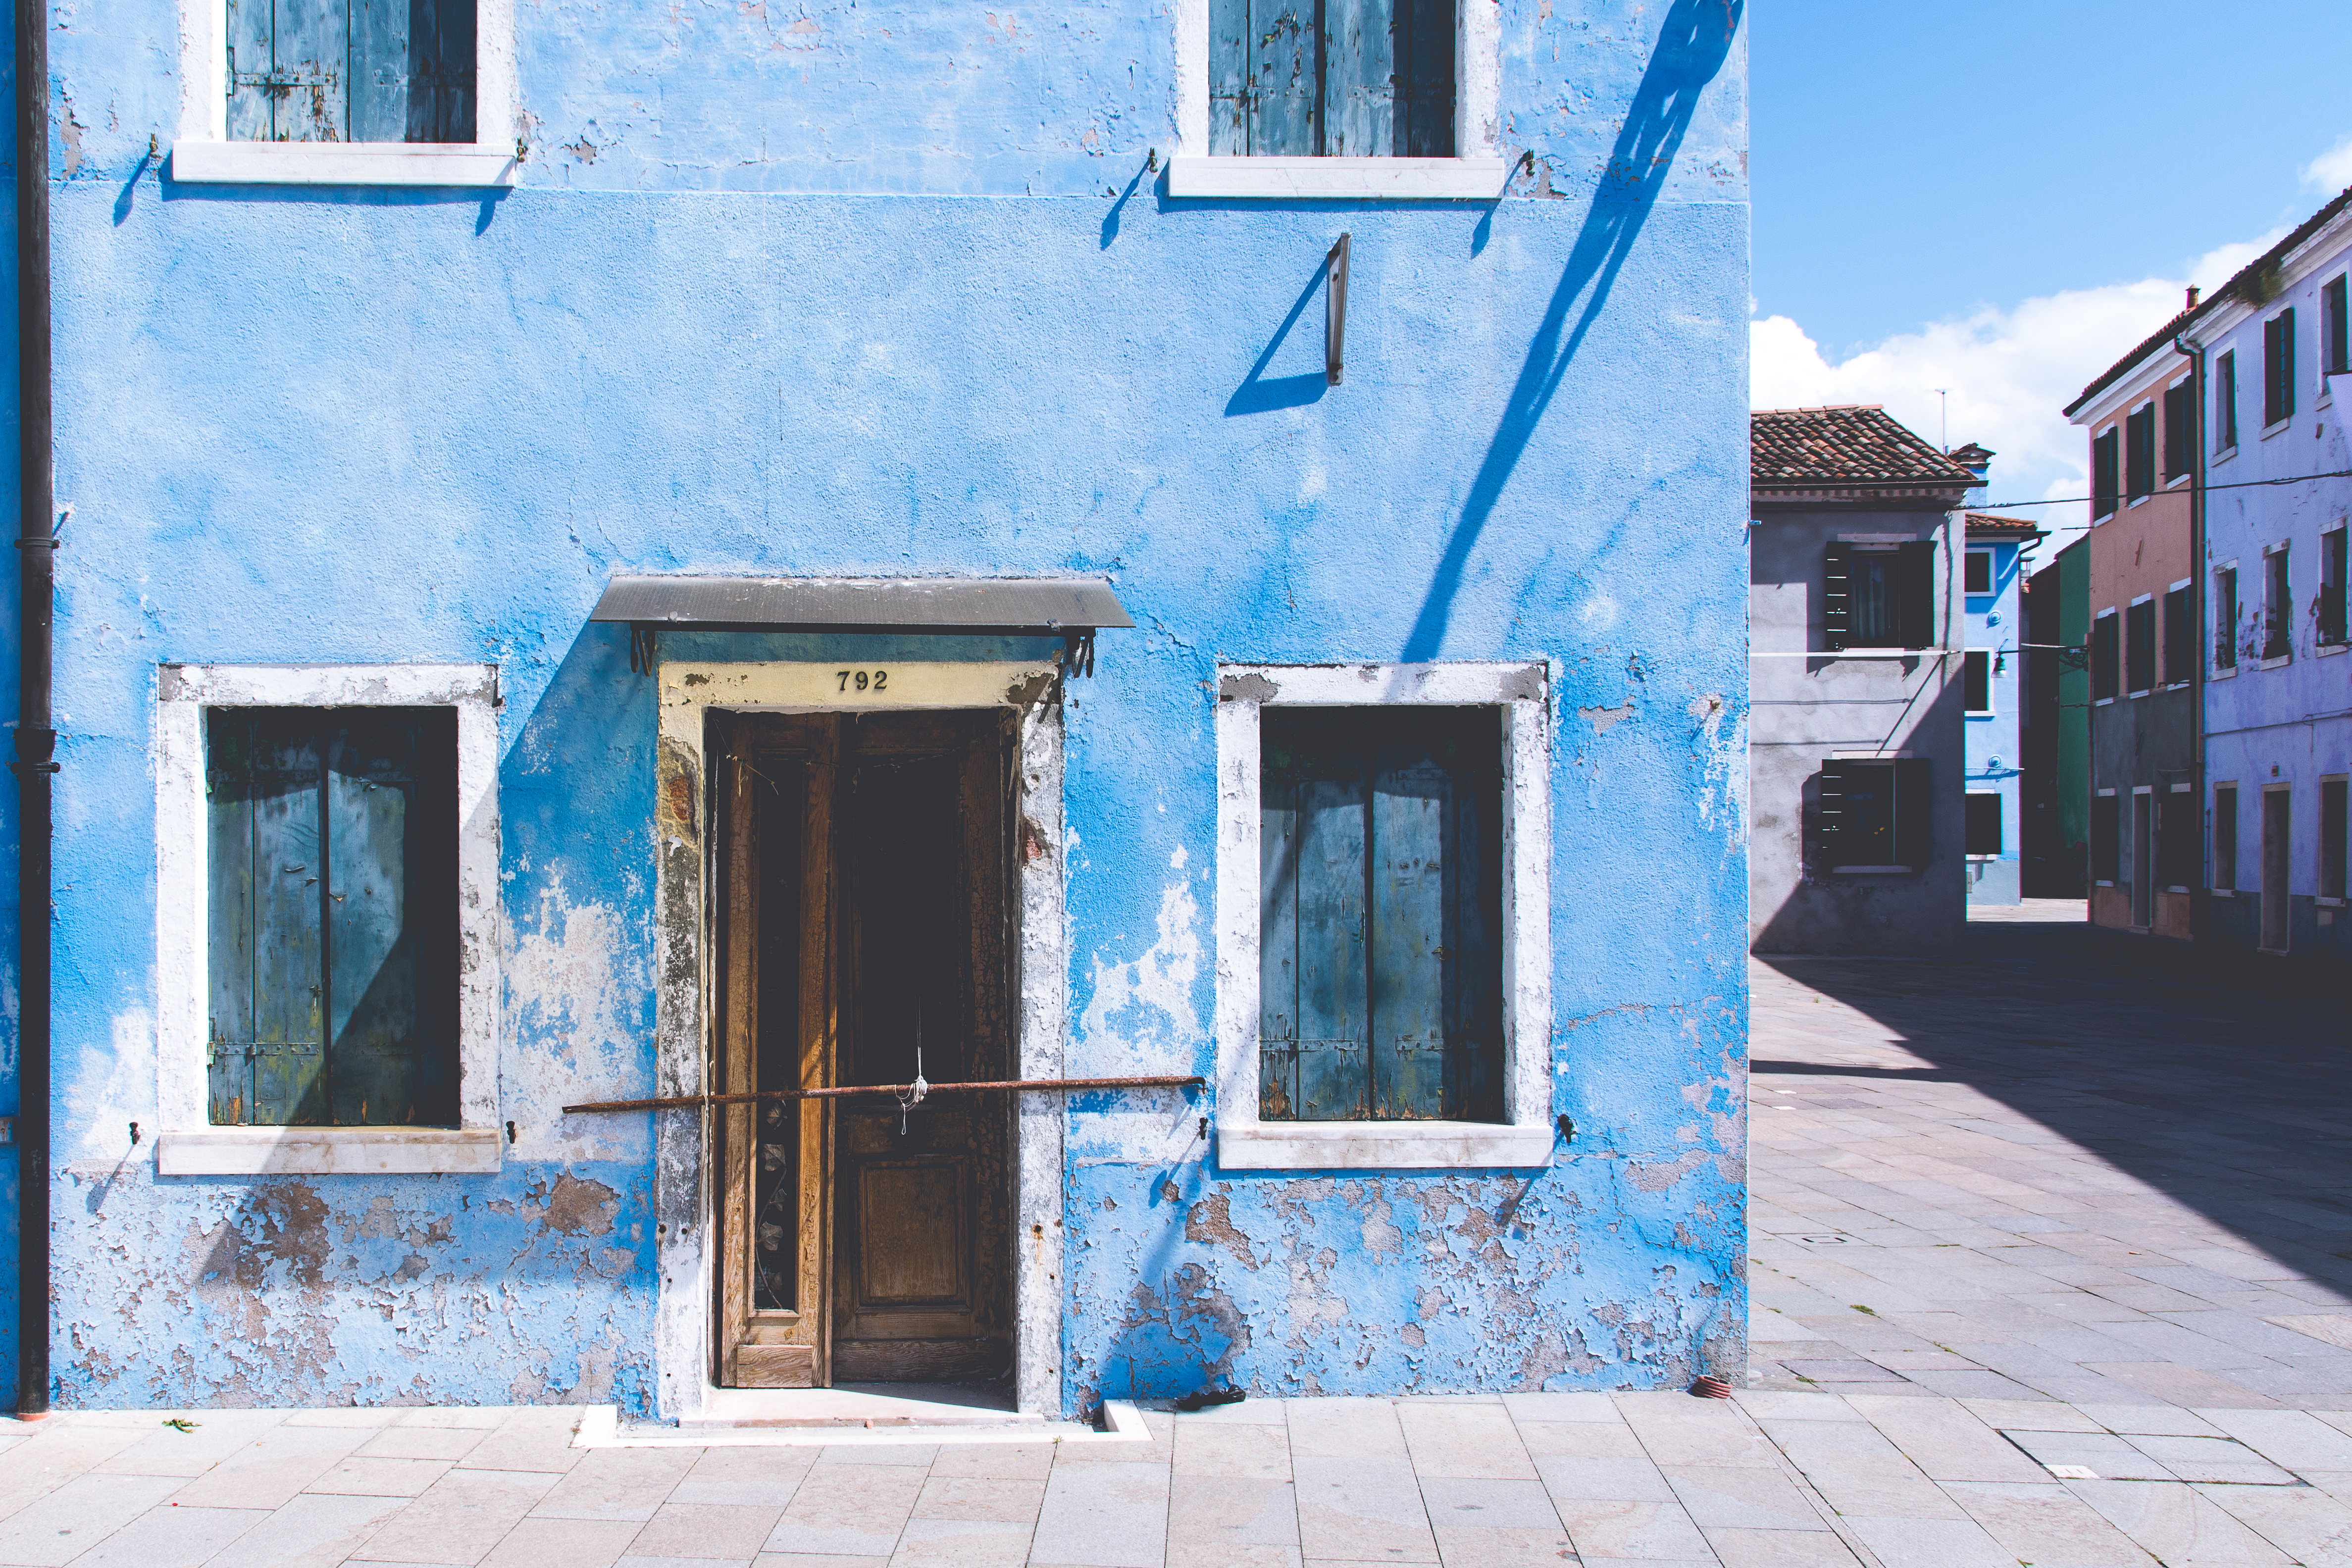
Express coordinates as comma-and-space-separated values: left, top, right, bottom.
1894, 759, 1932, 870
1816, 760, 1849, 870
1897, 541, 1937, 650
1823, 544, 1852, 652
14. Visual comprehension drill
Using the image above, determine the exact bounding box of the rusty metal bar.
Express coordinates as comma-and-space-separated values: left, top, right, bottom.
562, 1074, 1205, 1116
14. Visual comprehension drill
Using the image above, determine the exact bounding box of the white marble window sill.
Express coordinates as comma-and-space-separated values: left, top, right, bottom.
172, 141, 520, 187
156, 1126, 503, 1175
1166, 156, 1508, 200
1217, 1120, 1556, 1170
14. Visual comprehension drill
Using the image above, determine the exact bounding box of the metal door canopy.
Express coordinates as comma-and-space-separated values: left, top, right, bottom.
590, 576, 1133, 637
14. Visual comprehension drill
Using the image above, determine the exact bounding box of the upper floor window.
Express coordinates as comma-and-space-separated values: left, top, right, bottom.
1824, 541, 1935, 651
2162, 584, 2194, 685
2092, 428, 2119, 519
228, 0, 474, 143
1211, 0, 1455, 157
2125, 404, 2156, 502
2322, 522, 2349, 648
2092, 609, 2119, 700
2264, 546, 2293, 661
2162, 380, 2193, 482
1964, 550, 1993, 596
2215, 351, 2239, 451
2265, 309, 2297, 428
2213, 566, 2239, 670
2125, 598, 2156, 694
2325, 275, 2350, 379
208, 708, 459, 1127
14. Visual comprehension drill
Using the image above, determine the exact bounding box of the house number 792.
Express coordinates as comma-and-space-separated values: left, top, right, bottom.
836, 669, 889, 693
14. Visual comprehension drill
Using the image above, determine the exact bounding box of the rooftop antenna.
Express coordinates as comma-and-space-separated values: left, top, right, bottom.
1935, 389, 1950, 453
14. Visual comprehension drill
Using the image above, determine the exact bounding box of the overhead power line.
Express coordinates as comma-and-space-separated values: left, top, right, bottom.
1974, 466, 2352, 510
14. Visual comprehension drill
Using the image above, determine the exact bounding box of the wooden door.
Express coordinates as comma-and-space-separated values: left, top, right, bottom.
2263, 788, 2291, 952
714, 709, 1014, 1389
715, 713, 837, 1388
830, 711, 1015, 1383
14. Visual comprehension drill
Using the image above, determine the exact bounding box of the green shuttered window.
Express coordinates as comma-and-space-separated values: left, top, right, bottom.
1259, 708, 1501, 1124
228, 0, 475, 143
207, 708, 460, 1127
1817, 759, 1930, 872
1211, 0, 1457, 157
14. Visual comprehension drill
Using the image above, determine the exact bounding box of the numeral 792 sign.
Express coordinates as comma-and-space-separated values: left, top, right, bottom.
835, 669, 890, 693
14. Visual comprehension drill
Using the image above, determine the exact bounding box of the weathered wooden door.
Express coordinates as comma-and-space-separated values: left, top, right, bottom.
715, 710, 1015, 1388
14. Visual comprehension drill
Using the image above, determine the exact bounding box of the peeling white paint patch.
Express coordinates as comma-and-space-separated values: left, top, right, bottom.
1075, 875, 1204, 1080
1579, 593, 1622, 632
1580, 702, 1633, 736
507, 878, 646, 1163
71, 1008, 157, 1162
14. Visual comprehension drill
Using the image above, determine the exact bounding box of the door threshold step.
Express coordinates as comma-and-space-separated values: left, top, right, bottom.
575, 1400, 1150, 1449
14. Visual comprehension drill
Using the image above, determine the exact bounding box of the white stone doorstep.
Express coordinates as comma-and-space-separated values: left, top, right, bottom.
572, 1401, 1153, 1449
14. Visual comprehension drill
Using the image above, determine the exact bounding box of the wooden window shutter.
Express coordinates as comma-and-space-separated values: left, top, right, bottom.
1822, 544, 1853, 652
1897, 541, 1937, 649
1893, 759, 1932, 870
1815, 760, 1850, 870
228, 0, 353, 142
1215, 0, 1320, 156
1323, 0, 1398, 156
1261, 709, 1500, 1124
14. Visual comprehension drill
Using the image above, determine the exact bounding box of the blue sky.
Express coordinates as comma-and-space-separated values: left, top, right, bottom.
1750, 0, 2352, 538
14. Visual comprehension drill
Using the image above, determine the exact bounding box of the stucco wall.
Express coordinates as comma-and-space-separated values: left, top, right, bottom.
3, 1, 1755, 1411
1963, 532, 2030, 905
1749, 505, 1965, 956
2195, 222, 2352, 963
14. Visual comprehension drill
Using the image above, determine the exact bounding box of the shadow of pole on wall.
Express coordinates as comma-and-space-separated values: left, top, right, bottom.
1401, 0, 1743, 661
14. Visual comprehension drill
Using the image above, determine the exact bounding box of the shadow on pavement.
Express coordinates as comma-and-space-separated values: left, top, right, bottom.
1754, 912, 2352, 1290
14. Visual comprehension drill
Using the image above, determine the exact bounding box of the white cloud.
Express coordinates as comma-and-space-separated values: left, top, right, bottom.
1751, 237, 2273, 555
2303, 134, 2352, 193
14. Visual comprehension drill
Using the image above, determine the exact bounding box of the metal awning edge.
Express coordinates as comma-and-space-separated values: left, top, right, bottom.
588, 575, 1134, 632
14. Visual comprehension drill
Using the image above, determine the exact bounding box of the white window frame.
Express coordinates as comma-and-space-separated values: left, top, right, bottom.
171, 0, 518, 186
153, 663, 504, 1174
2323, 518, 2350, 656
1168, 0, 1505, 199
2212, 560, 2241, 677
1213, 661, 1553, 1169
1963, 548, 1994, 598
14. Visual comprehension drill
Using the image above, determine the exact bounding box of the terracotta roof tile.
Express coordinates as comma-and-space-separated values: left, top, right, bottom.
1964, 512, 2045, 537
1751, 405, 1984, 489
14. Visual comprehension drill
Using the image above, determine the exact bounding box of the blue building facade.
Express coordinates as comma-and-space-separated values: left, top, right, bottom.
1962, 512, 2043, 906
3, 0, 1751, 1416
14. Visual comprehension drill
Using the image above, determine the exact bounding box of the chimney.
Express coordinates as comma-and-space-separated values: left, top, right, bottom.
2186, 284, 2200, 310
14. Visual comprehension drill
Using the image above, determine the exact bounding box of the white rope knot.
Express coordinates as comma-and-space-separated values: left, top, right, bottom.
897, 1046, 928, 1134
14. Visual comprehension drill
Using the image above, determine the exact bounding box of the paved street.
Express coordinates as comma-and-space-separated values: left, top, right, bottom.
3, 902, 2350, 1567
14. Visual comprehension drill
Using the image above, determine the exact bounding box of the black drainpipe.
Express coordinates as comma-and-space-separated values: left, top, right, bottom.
14, 0, 53, 1417
2173, 311, 2204, 944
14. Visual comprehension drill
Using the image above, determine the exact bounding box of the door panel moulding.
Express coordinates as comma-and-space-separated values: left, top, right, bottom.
651, 660, 1065, 1422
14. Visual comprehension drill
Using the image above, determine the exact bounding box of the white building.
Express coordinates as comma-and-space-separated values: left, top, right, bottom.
2182, 189, 2352, 961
